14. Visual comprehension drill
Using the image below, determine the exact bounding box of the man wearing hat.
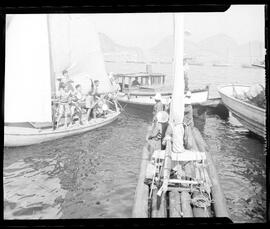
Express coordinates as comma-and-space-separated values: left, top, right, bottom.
183, 91, 193, 149
148, 111, 170, 150
153, 93, 164, 122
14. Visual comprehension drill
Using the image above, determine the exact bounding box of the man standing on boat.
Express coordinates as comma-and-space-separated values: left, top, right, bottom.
153, 93, 164, 121
93, 80, 100, 98
183, 91, 194, 149
62, 70, 75, 93
148, 111, 169, 150
183, 56, 190, 92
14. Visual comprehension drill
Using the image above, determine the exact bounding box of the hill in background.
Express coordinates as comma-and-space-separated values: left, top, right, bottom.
99, 32, 265, 65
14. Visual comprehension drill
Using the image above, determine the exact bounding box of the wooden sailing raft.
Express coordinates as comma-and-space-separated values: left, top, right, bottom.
132, 125, 231, 220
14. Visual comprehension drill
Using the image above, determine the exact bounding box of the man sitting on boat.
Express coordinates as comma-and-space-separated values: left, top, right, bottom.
95, 98, 109, 118
153, 93, 164, 122
131, 77, 140, 87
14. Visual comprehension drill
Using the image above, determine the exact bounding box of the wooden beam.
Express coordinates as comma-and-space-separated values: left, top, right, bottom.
151, 189, 167, 218
191, 127, 229, 218
169, 191, 182, 217
180, 191, 193, 217
132, 146, 150, 218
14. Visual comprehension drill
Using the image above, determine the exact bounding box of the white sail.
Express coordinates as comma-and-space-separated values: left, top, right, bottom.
5, 14, 52, 123
49, 14, 112, 94
48, 15, 71, 80
170, 14, 185, 124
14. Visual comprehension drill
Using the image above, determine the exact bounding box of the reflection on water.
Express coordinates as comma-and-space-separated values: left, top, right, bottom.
4, 108, 266, 221
4, 111, 151, 219
202, 114, 266, 223
4, 156, 67, 219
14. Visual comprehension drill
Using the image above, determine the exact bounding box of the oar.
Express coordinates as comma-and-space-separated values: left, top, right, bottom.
157, 140, 172, 197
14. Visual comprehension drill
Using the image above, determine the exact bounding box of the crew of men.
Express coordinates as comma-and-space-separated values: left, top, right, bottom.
148, 58, 192, 152
52, 70, 118, 129
149, 91, 193, 151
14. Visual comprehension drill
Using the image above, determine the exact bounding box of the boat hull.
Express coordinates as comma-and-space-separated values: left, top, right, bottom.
4, 112, 120, 147
218, 85, 265, 138
117, 89, 209, 112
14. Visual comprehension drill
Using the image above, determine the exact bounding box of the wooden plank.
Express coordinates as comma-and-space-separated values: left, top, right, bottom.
151, 189, 167, 218
132, 146, 150, 218
168, 179, 199, 185
180, 191, 193, 217
169, 191, 182, 217
191, 127, 229, 218
152, 150, 206, 161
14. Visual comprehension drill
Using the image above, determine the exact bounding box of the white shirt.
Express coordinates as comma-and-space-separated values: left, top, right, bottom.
184, 63, 189, 72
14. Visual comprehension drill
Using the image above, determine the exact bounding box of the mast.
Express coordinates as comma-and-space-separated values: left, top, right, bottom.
47, 15, 56, 96
170, 13, 185, 124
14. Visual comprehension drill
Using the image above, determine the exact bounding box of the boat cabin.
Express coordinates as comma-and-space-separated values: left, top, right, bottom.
114, 73, 166, 93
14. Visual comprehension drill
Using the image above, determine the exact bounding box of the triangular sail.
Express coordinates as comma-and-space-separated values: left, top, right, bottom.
170, 14, 185, 124
5, 14, 52, 123
49, 14, 112, 94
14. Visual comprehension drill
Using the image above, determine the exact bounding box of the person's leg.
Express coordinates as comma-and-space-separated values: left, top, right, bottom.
56, 105, 64, 129
64, 104, 70, 127
92, 108, 96, 119
87, 108, 91, 122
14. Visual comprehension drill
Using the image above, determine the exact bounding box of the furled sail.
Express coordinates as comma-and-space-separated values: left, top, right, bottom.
5, 14, 52, 123
170, 14, 185, 123
49, 14, 112, 94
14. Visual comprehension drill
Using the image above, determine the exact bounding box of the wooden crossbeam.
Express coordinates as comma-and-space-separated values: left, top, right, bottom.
152, 150, 206, 161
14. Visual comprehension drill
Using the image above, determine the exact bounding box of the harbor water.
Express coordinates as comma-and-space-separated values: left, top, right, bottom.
4, 63, 266, 222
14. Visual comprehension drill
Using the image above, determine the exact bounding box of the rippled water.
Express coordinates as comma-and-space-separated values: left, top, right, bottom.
4, 64, 266, 221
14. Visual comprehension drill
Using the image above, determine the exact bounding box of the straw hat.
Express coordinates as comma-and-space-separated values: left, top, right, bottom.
156, 111, 169, 123
108, 72, 114, 79
102, 104, 109, 111
185, 91, 192, 98
184, 97, 192, 105
154, 93, 162, 101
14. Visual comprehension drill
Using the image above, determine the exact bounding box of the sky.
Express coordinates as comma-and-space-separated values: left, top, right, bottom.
89, 5, 265, 50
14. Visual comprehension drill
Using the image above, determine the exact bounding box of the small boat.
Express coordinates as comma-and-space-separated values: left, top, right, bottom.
133, 14, 231, 221
5, 112, 120, 147
218, 85, 266, 138
4, 14, 120, 147
188, 62, 204, 66
115, 72, 209, 112
241, 64, 255, 68
212, 63, 231, 67
251, 63, 265, 69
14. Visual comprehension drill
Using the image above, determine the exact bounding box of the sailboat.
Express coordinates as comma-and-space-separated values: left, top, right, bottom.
4, 14, 121, 147
133, 14, 230, 220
